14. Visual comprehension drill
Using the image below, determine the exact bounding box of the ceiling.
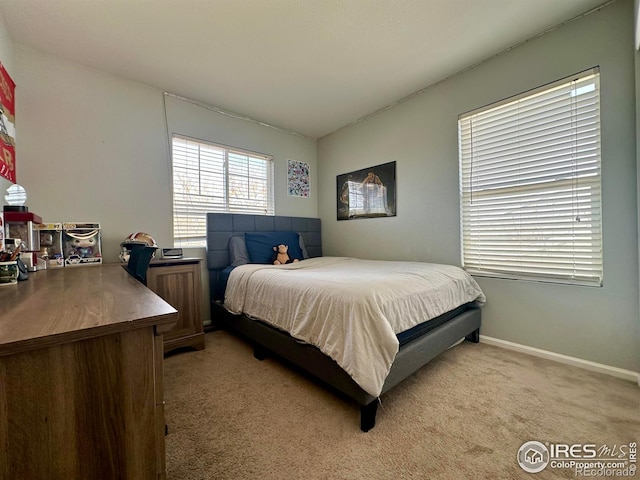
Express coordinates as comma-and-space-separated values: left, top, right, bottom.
0, 0, 611, 139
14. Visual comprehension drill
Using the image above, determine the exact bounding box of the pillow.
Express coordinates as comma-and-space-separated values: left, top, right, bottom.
245, 231, 304, 264
298, 233, 309, 259
229, 236, 250, 266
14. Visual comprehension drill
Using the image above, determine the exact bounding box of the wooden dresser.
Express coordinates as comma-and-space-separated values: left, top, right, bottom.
147, 258, 205, 354
0, 264, 177, 480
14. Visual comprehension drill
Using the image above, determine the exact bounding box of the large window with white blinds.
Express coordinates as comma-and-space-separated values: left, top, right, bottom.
172, 134, 274, 247
458, 68, 602, 286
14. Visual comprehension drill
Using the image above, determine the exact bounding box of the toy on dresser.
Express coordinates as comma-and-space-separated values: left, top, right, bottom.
66, 233, 96, 257
35, 223, 64, 268
63, 222, 102, 266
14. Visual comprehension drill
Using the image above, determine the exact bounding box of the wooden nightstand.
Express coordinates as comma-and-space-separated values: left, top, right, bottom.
147, 258, 205, 355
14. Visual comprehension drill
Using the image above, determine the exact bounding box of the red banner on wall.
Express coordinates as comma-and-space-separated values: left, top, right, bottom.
0, 62, 15, 183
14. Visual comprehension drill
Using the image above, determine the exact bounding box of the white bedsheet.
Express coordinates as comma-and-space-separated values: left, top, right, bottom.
224, 257, 486, 397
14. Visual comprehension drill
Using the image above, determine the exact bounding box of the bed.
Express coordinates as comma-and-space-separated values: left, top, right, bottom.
207, 213, 485, 431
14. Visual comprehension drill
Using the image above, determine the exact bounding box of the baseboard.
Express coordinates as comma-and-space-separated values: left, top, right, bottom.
479, 335, 640, 386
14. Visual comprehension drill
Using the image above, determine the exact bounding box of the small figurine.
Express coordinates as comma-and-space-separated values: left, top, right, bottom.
39, 233, 53, 261
63, 224, 102, 266
66, 232, 98, 258
272, 244, 299, 265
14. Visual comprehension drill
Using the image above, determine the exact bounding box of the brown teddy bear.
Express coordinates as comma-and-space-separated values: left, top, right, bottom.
272, 244, 299, 265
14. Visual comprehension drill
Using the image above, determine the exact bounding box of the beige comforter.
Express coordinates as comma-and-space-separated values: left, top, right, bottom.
224, 257, 486, 397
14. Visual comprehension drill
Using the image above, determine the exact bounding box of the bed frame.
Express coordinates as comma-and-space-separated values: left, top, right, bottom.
206, 213, 481, 431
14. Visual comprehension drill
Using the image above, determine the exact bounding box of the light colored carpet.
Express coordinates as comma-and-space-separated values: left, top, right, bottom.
164, 331, 639, 480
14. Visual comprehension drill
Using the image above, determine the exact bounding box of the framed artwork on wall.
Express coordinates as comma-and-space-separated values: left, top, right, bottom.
336, 161, 396, 220
287, 159, 310, 198
0, 62, 16, 183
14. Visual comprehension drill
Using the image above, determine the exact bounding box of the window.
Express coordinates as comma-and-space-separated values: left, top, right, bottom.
172, 134, 274, 247
344, 180, 391, 217
458, 68, 602, 286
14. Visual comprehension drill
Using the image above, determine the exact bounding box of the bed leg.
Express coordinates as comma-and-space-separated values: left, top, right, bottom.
465, 328, 480, 343
253, 345, 268, 360
360, 400, 379, 432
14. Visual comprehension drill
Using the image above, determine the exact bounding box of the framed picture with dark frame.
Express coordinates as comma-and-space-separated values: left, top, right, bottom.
336, 161, 396, 220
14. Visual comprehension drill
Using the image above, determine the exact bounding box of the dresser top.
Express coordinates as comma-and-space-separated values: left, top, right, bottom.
0, 264, 178, 356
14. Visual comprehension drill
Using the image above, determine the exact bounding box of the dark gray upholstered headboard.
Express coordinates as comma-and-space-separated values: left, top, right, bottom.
206, 213, 322, 302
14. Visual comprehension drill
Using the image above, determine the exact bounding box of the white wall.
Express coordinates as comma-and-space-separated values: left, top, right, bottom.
15, 45, 172, 258
12, 45, 317, 323
163, 94, 317, 220
318, 0, 640, 373
14, 46, 317, 258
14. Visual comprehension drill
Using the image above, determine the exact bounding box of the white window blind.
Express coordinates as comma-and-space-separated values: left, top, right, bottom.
172, 134, 274, 247
458, 68, 602, 286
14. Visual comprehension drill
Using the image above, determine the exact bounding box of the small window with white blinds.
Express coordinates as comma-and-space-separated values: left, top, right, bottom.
172, 134, 274, 247
458, 68, 602, 286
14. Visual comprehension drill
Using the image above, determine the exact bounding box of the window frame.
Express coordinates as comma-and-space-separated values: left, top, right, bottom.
171, 134, 274, 247
458, 67, 603, 287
